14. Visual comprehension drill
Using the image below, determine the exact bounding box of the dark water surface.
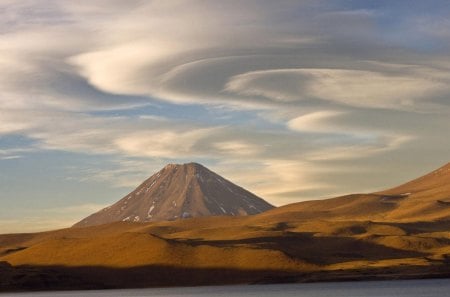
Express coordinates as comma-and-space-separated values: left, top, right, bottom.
2, 279, 449, 297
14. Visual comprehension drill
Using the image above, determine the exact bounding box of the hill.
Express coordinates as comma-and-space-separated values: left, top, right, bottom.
257, 162, 450, 223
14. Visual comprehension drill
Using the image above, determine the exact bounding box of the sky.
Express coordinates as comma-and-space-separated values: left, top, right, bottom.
1, 0, 449, 233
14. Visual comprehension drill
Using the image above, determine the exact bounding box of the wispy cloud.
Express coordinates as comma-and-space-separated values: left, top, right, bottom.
226, 67, 450, 111
0, 147, 35, 160
287, 111, 346, 133
304, 134, 415, 161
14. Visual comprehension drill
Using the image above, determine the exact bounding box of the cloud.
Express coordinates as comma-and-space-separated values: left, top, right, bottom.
68, 40, 181, 97
287, 110, 346, 133
0, 147, 35, 160
2, 0, 450, 115
225, 68, 450, 110
0, 113, 32, 134
2, 0, 450, 116
114, 128, 218, 158
2, 110, 222, 160
287, 110, 416, 160
304, 134, 415, 161
49, 1, 449, 113
212, 140, 263, 156
213, 159, 338, 205
0, 15, 148, 112
0, 155, 21, 160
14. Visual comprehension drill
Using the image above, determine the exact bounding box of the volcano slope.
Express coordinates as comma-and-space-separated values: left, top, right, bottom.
1, 163, 450, 291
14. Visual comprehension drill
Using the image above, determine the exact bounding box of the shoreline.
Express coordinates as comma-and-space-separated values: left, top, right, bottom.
1, 262, 450, 293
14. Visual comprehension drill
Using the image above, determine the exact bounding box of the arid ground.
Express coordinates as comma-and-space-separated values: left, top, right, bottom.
1, 163, 450, 291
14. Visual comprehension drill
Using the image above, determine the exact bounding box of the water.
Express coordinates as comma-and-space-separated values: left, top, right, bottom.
2, 279, 449, 297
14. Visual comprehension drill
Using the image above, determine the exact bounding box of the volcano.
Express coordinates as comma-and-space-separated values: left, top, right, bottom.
73, 163, 274, 227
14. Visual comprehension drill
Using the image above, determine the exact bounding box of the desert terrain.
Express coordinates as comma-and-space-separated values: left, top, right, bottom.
1, 163, 449, 291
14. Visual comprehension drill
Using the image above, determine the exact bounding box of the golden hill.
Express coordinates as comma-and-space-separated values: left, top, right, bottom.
257, 162, 450, 222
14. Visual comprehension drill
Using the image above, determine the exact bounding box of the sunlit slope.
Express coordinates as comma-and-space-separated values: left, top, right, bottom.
0, 221, 312, 271
378, 162, 450, 221
257, 162, 450, 223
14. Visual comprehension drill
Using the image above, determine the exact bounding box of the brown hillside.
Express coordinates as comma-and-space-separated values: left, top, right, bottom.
257, 162, 450, 223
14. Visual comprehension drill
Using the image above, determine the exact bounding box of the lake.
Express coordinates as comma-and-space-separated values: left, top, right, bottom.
2, 279, 449, 297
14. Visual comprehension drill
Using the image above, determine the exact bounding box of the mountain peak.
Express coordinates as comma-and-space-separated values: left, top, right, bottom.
163, 162, 205, 171
73, 163, 274, 227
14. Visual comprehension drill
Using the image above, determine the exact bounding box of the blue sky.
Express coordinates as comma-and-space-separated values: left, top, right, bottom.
1, 0, 449, 233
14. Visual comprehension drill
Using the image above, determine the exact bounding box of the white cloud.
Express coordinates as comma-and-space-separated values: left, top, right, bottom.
212, 140, 263, 156
287, 110, 346, 133
2, 1, 450, 115
225, 68, 450, 110
0, 148, 35, 160
0, 109, 223, 161
0, 155, 21, 160
0, 114, 32, 134
214, 159, 335, 205
68, 40, 183, 96
287, 110, 416, 160
113, 128, 218, 158
306, 69, 446, 109
304, 134, 415, 161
